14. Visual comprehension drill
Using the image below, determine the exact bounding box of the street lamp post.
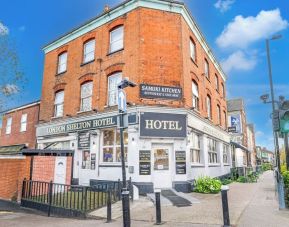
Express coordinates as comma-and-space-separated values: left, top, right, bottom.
265, 35, 282, 173
117, 78, 136, 227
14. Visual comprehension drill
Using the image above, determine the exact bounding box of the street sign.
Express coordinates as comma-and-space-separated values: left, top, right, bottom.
118, 89, 127, 112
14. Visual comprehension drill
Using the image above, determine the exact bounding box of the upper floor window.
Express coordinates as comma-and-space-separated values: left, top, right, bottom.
215, 74, 219, 91
108, 72, 122, 106
83, 39, 95, 63
204, 59, 209, 78
190, 39, 196, 62
192, 81, 199, 110
206, 95, 212, 119
80, 81, 93, 112
208, 137, 218, 163
20, 114, 27, 132
221, 83, 225, 97
110, 26, 124, 53
57, 52, 67, 74
217, 104, 221, 125
54, 90, 64, 117
6, 117, 12, 134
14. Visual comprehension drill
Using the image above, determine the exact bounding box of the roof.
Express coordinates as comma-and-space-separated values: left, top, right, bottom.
230, 141, 250, 153
1, 100, 40, 115
42, 0, 227, 81
0, 144, 26, 155
227, 99, 244, 112
22, 149, 74, 155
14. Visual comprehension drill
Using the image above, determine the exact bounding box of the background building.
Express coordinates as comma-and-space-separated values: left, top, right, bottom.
37, 0, 231, 193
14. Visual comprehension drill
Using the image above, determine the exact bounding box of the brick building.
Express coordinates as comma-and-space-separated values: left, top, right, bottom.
37, 0, 231, 193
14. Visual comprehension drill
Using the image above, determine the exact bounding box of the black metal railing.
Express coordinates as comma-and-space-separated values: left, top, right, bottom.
21, 179, 123, 217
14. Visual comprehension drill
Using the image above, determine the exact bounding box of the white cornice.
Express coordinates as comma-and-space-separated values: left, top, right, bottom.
43, 0, 227, 81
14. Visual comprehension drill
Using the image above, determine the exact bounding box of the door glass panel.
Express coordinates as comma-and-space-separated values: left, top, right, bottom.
154, 148, 169, 170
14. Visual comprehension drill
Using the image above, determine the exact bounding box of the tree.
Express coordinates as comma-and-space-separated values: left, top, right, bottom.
0, 22, 26, 111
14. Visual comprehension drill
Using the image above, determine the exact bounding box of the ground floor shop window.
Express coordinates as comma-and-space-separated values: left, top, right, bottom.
102, 128, 128, 163
208, 137, 218, 164
190, 132, 201, 163
223, 144, 229, 164
82, 150, 91, 169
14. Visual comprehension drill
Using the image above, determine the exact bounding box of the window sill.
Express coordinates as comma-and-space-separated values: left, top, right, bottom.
208, 163, 221, 167
224, 163, 230, 166
107, 48, 124, 56
77, 110, 93, 115
191, 107, 200, 114
190, 58, 198, 67
191, 163, 205, 167
56, 71, 67, 76
80, 59, 95, 67
51, 116, 63, 120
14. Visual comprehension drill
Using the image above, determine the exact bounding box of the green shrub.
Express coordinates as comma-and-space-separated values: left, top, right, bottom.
247, 172, 258, 183
281, 164, 287, 174
282, 171, 289, 188
261, 163, 273, 171
221, 178, 233, 185
237, 176, 247, 183
194, 176, 222, 194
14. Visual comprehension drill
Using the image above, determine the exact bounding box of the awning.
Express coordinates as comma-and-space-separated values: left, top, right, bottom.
0, 144, 26, 155
22, 149, 74, 156
230, 141, 251, 153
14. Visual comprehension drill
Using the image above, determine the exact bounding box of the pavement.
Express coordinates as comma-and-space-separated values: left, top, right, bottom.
1, 171, 289, 226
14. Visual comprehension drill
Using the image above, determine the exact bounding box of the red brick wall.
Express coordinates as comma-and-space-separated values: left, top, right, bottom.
0, 104, 39, 148
39, 7, 227, 129
32, 156, 72, 185
0, 157, 31, 201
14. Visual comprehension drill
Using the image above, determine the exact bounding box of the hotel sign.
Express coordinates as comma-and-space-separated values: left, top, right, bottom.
140, 84, 182, 100
140, 112, 187, 138
38, 113, 138, 137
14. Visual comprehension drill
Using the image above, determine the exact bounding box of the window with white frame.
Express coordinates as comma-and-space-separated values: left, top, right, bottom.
215, 74, 219, 91
20, 114, 27, 132
192, 81, 199, 110
101, 128, 128, 163
221, 83, 225, 97
54, 90, 64, 117
80, 81, 93, 112
57, 52, 67, 74
110, 26, 124, 53
108, 72, 122, 106
6, 117, 12, 134
206, 95, 212, 119
204, 59, 209, 78
217, 105, 221, 125
190, 39, 196, 61
83, 39, 95, 63
190, 132, 201, 163
223, 144, 229, 164
208, 137, 218, 163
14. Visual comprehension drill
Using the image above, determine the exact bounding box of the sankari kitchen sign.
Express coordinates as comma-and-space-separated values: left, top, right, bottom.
140, 84, 182, 100
140, 112, 187, 138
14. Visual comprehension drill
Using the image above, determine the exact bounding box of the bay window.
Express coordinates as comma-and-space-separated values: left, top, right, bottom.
190, 132, 201, 163
102, 128, 128, 163
223, 144, 229, 164
208, 137, 218, 163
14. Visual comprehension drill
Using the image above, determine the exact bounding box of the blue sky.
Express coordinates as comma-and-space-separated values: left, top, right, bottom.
0, 0, 288, 150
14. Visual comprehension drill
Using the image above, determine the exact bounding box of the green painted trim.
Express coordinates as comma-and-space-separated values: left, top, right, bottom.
43, 0, 227, 81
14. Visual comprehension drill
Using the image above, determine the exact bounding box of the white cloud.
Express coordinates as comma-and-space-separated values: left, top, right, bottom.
0, 22, 9, 36
18, 26, 26, 32
1, 84, 19, 96
216, 9, 288, 49
255, 130, 264, 138
214, 0, 235, 13
221, 50, 257, 73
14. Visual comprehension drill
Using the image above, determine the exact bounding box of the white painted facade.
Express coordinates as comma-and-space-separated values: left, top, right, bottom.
36, 106, 231, 193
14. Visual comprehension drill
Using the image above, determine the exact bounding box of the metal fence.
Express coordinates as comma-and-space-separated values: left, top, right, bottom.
21, 179, 126, 218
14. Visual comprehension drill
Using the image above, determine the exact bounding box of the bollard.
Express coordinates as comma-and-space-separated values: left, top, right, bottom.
155, 189, 162, 225
107, 190, 112, 223
221, 185, 230, 227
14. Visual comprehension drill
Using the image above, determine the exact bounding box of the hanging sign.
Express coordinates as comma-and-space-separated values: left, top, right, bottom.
140, 84, 182, 100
